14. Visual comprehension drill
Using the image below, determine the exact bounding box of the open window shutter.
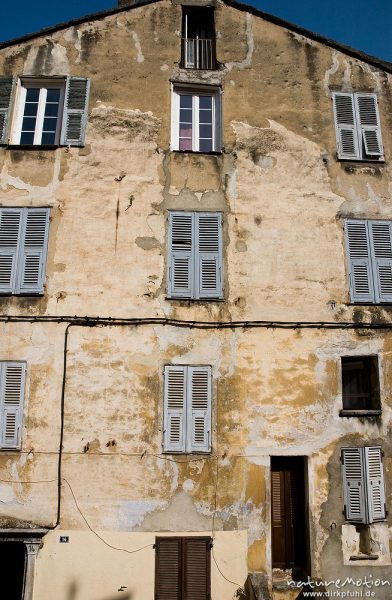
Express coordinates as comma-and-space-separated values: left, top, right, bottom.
188, 366, 211, 453
19, 208, 50, 294
0, 362, 25, 449
368, 221, 392, 303
196, 213, 222, 298
183, 537, 211, 600
168, 213, 194, 298
364, 446, 386, 523
0, 76, 16, 145
345, 220, 374, 302
271, 470, 286, 568
0, 208, 22, 293
341, 447, 366, 523
155, 537, 181, 600
61, 77, 90, 146
356, 94, 383, 158
164, 366, 186, 452
333, 93, 359, 159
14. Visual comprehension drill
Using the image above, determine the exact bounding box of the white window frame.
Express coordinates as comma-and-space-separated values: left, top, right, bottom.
10, 78, 66, 146
171, 84, 221, 152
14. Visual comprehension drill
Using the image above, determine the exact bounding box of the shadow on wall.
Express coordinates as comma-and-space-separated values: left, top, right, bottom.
67, 582, 133, 600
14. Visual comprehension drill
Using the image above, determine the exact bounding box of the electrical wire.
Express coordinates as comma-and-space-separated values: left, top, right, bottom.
212, 547, 245, 594
62, 478, 154, 556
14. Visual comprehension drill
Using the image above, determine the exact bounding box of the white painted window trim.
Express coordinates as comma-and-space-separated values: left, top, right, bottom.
171, 84, 221, 152
10, 78, 65, 146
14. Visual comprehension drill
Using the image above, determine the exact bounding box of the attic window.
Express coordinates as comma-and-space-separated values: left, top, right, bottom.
181, 7, 217, 70
340, 356, 381, 416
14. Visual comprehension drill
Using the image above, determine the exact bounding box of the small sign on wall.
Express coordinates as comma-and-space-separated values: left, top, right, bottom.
59, 536, 69, 543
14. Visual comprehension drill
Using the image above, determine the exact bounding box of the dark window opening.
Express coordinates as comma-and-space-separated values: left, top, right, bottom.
271, 457, 308, 579
341, 356, 380, 414
0, 542, 26, 600
155, 536, 211, 599
181, 7, 217, 70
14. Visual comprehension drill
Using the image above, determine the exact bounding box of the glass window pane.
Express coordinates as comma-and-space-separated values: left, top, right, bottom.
180, 109, 192, 123
199, 96, 212, 109
44, 103, 59, 117
23, 102, 38, 117
180, 95, 192, 108
199, 109, 212, 124
43, 117, 58, 132
179, 138, 192, 151
179, 125, 192, 138
46, 88, 60, 102
22, 117, 37, 131
199, 138, 213, 152
199, 124, 212, 138
25, 88, 40, 102
20, 132, 35, 145
41, 132, 56, 145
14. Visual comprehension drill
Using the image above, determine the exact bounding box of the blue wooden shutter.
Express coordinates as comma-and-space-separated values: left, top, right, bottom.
355, 94, 383, 158
333, 93, 359, 159
368, 221, 392, 303
187, 366, 211, 453
0, 76, 16, 145
0, 362, 25, 449
168, 212, 194, 298
196, 213, 222, 298
0, 208, 23, 293
364, 446, 386, 523
19, 208, 50, 294
61, 77, 90, 146
164, 366, 186, 452
341, 447, 366, 523
345, 220, 374, 303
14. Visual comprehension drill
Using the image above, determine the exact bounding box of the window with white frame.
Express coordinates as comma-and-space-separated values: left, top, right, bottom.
344, 219, 392, 304
167, 211, 223, 300
163, 365, 212, 453
0, 362, 26, 449
341, 446, 386, 524
0, 76, 90, 147
171, 86, 221, 152
0, 207, 50, 295
332, 92, 383, 161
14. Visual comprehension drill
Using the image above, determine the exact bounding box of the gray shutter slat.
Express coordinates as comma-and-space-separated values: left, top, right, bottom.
364, 446, 386, 522
368, 221, 392, 303
196, 213, 222, 299
345, 220, 374, 303
356, 94, 383, 158
188, 366, 211, 453
0, 208, 22, 293
19, 208, 50, 294
333, 93, 359, 159
168, 212, 194, 298
61, 77, 90, 146
0, 76, 16, 145
0, 362, 25, 449
341, 447, 366, 523
164, 366, 186, 452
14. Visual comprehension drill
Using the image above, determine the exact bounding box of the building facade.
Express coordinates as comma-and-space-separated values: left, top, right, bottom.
0, 0, 391, 598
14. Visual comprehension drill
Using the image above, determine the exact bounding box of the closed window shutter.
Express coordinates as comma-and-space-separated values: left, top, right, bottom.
183, 537, 211, 600
168, 213, 194, 298
155, 537, 181, 600
0, 362, 25, 449
61, 77, 90, 146
333, 93, 360, 159
164, 366, 186, 452
188, 366, 211, 453
364, 446, 386, 522
356, 94, 383, 158
196, 213, 222, 298
0, 208, 23, 293
341, 447, 366, 523
368, 221, 392, 303
0, 76, 16, 145
19, 208, 50, 294
345, 220, 374, 302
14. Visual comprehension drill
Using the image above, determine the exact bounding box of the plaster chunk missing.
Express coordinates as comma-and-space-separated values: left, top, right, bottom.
231, 120, 286, 156
90, 105, 161, 142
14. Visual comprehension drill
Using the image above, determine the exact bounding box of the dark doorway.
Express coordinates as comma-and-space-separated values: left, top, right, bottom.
271, 457, 308, 575
0, 542, 26, 599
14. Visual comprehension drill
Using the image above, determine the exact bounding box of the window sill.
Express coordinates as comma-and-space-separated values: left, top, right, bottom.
0, 292, 44, 297
339, 410, 381, 417
349, 554, 379, 561
166, 297, 225, 302
161, 451, 212, 456
171, 149, 223, 156
337, 158, 385, 164
6, 144, 60, 151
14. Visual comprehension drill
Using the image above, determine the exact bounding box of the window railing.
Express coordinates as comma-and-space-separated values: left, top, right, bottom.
182, 38, 217, 70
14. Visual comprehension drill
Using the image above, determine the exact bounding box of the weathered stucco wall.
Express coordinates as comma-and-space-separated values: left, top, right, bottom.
0, 0, 391, 598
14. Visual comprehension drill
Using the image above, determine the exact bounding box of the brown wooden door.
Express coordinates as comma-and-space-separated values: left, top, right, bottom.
271, 458, 306, 569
